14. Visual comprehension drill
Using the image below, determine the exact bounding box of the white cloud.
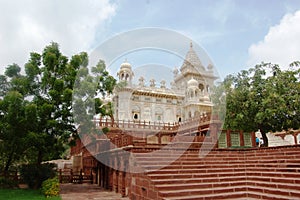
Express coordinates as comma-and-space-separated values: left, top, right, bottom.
247, 10, 300, 68
0, 0, 116, 73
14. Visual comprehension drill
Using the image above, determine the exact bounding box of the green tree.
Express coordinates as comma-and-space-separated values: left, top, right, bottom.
5, 63, 21, 78
73, 59, 117, 137
0, 75, 9, 97
215, 62, 300, 146
0, 91, 27, 173
0, 42, 118, 171
23, 42, 80, 164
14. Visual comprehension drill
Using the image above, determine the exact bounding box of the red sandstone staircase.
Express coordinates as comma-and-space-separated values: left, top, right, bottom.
131, 146, 300, 200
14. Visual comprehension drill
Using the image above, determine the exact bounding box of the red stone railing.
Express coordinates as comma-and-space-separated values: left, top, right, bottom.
72, 113, 217, 153
95, 113, 212, 131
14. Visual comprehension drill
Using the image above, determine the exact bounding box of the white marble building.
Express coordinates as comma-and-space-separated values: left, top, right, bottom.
112, 43, 217, 123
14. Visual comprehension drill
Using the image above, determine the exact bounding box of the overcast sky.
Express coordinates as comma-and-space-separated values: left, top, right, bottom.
1, 0, 300, 79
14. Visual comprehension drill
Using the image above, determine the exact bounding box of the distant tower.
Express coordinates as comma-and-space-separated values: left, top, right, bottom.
184, 77, 200, 119
115, 60, 134, 120
117, 59, 134, 87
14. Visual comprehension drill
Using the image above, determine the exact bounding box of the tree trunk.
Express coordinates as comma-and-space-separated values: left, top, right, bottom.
4, 152, 13, 176
37, 150, 43, 165
261, 130, 269, 147
110, 114, 115, 126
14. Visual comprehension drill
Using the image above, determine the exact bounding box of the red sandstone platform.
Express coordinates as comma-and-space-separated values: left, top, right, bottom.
60, 183, 129, 200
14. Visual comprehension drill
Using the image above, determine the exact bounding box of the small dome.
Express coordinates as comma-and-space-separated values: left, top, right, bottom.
120, 60, 132, 70
207, 64, 213, 71
187, 78, 198, 88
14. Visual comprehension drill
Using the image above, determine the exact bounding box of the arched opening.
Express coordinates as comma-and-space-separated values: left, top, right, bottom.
198, 83, 204, 92
132, 105, 140, 120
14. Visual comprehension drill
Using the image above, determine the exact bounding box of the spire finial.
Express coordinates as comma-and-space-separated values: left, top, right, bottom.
124, 58, 128, 62
190, 41, 193, 48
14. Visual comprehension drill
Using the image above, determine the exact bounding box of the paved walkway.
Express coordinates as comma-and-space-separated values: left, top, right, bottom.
60, 183, 130, 200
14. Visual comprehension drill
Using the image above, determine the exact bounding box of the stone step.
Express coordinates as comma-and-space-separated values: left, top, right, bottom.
135, 155, 300, 162
246, 167, 300, 173
159, 185, 247, 198
245, 155, 300, 161
150, 172, 300, 185
247, 185, 300, 198
164, 191, 295, 200
136, 160, 300, 169
163, 191, 247, 200
152, 176, 247, 185
139, 161, 297, 170
160, 184, 300, 199
148, 171, 247, 179
247, 174, 300, 183
148, 171, 300, 181
247, 180, 300, 191
156, 179, 300, 194
133, 149, 300, 158
146, 167, 246, 174
140, 162, 300, 170
155, 180, 247, 191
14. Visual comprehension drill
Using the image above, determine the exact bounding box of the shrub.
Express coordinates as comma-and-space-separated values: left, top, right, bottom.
0, 177, 18, 189
19, 163, 56, 189
41, 177, 59, 197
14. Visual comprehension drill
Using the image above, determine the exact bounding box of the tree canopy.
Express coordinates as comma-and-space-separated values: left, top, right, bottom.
213, 62, 300, 146
0, 42, 116, 172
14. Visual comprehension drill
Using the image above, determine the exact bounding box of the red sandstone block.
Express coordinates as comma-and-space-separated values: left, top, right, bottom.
278, 183, 300, 190
263, 188, 290, 196
201, 178, 219, 183
142, 179, 150, 188
135, 178, 143, 186
198, 183, 213, 188
248, 186, 264, 193
271, 177, 295, 184
228, 192, 248, 199
230, 181, 248, 187
213, 187, 235, 194
212, 182, 230, 188
147, 189, 158, 199
294, 179, 300, 184
289, 191, 300, 198
191, 189, 214, 196
246, 172, 262, 176
234, 186, 247, 192
135, 186, 143, 196
281, 172, 300, 178
247, 192, 263, 199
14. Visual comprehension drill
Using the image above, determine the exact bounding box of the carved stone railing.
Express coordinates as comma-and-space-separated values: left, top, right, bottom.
95, 113, 212, 132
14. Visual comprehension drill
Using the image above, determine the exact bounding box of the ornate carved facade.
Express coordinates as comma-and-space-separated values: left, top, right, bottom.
113, 42, 217, 123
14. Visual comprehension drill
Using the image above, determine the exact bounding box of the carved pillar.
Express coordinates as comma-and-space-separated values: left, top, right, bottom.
108, 168, 113, 190
114, 170, 119, 192
240, 130, 244, 147
294, 133, 298, 145
251, 132, 256, 147
118, 171, 126, 197
226, 130, 231, 148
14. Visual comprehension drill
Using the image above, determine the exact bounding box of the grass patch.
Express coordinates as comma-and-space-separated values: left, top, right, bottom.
0, 188, 61, 200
